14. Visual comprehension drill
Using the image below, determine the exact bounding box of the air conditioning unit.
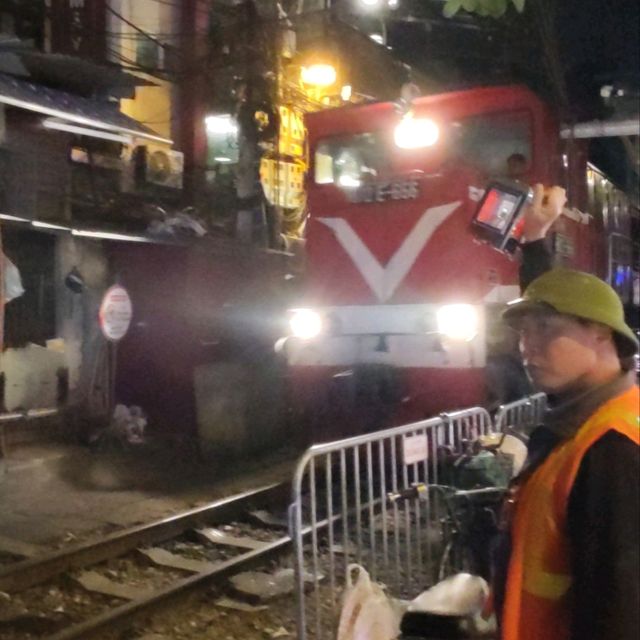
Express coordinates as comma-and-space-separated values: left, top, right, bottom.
132, 144, 184, 190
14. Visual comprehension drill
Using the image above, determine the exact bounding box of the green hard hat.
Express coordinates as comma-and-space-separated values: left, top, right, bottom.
503, 268, 639, 357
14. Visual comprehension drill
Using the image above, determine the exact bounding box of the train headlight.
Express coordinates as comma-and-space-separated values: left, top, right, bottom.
394, 115, 439, 149
436, 304, 478, 342
289, 308, 323, 339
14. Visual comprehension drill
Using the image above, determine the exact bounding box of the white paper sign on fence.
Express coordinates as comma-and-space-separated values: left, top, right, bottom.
403, 433, 428, 465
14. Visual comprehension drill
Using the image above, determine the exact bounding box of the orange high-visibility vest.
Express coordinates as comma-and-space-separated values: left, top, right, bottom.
501, 385, 640, 640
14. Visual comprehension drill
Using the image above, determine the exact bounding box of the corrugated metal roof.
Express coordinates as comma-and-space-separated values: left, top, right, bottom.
17, 52, 157, 98
0, 72, 171, 144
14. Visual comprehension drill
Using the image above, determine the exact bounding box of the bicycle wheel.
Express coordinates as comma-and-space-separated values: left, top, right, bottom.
437, 535, 475, 582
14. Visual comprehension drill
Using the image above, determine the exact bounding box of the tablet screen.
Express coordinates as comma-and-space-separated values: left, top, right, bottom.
475, 187, 520, 233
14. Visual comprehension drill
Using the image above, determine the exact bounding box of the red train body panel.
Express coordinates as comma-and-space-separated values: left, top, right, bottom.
280, 85, 637, 438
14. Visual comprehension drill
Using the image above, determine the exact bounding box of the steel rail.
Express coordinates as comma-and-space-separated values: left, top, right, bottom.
44, 534, 294, 640
0, 482, 287, 593
43, 510, 336, 640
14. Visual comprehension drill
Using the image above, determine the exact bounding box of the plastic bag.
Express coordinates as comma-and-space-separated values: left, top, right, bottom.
337, 564, 400, 640
112, 404, 146, 444
90, 404, 146, 447
403, 574, 497, 637
467, 450, 512, 488
3, 254, 25, 303
408, 573, 489, 617
496, 433, 527, 477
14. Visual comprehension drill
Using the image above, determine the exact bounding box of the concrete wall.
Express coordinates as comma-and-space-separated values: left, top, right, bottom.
0, 105, 113, 419
194, 353, 288, 457
194, 362, 248, 456
1, 344, 65, 411
110, 240, 293, 455
186, 245, 292, 456
55, 236, 110, 411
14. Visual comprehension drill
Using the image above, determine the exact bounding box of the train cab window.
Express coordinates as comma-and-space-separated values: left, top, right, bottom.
314, 112, 532, 187
449, 111, 532, 178
314, 133, 389, 187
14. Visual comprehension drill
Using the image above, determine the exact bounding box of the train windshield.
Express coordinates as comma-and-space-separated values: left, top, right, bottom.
313, 110, 532, 187
314, 132, 390, 187
450, 111, 532, 178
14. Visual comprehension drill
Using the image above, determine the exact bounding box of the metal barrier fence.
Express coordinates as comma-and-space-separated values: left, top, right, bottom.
494, 392, 547, 436
289, 406, 494, 640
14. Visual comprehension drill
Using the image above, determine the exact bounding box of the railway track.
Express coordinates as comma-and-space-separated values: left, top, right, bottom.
0, 482, 299, 640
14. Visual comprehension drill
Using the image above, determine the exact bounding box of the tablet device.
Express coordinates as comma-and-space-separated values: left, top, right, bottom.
471, 180, 532, 252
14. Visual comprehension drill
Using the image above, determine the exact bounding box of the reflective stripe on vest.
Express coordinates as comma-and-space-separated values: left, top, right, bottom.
502, 385, 640, 640
522, 564, 572, 600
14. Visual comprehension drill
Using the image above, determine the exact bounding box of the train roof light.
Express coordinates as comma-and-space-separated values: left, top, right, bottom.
394, 114, 439, 149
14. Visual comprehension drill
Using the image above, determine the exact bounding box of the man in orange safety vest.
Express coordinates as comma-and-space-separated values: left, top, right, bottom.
493, 185, 640, 640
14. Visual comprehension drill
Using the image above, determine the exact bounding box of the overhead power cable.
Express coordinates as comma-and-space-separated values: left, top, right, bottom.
105, 45, 175, 80
81, 4, 327, 87
105, 5, 173, 53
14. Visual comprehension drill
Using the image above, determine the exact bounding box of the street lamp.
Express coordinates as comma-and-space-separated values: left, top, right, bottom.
300, 64, 337, 88
204, 114, 237, 134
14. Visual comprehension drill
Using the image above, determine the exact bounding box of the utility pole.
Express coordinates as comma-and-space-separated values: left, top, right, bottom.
179, 0, 210, 200
234, 0, 280, 247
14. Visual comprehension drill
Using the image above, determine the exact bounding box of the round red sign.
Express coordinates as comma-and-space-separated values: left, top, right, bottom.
98, 285, 132, 341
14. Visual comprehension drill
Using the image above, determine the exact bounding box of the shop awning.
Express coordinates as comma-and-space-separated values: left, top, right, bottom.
0, 72, 171, 145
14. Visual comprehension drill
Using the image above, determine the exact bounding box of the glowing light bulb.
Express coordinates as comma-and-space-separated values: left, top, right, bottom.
301, 64, 337, 87
394, 115, 439, 149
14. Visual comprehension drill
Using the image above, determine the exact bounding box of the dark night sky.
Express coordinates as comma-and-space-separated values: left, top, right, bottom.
381, 0, 639, 188
545, 0, 639, 188
557, 0, 639, 81
558, 0, 639, 119
385, 0, 639, 111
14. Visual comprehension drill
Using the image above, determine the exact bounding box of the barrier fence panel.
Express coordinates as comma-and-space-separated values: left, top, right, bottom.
494, 392, 547, 436
289, 406, 496, 640
438, 406, 495, 450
